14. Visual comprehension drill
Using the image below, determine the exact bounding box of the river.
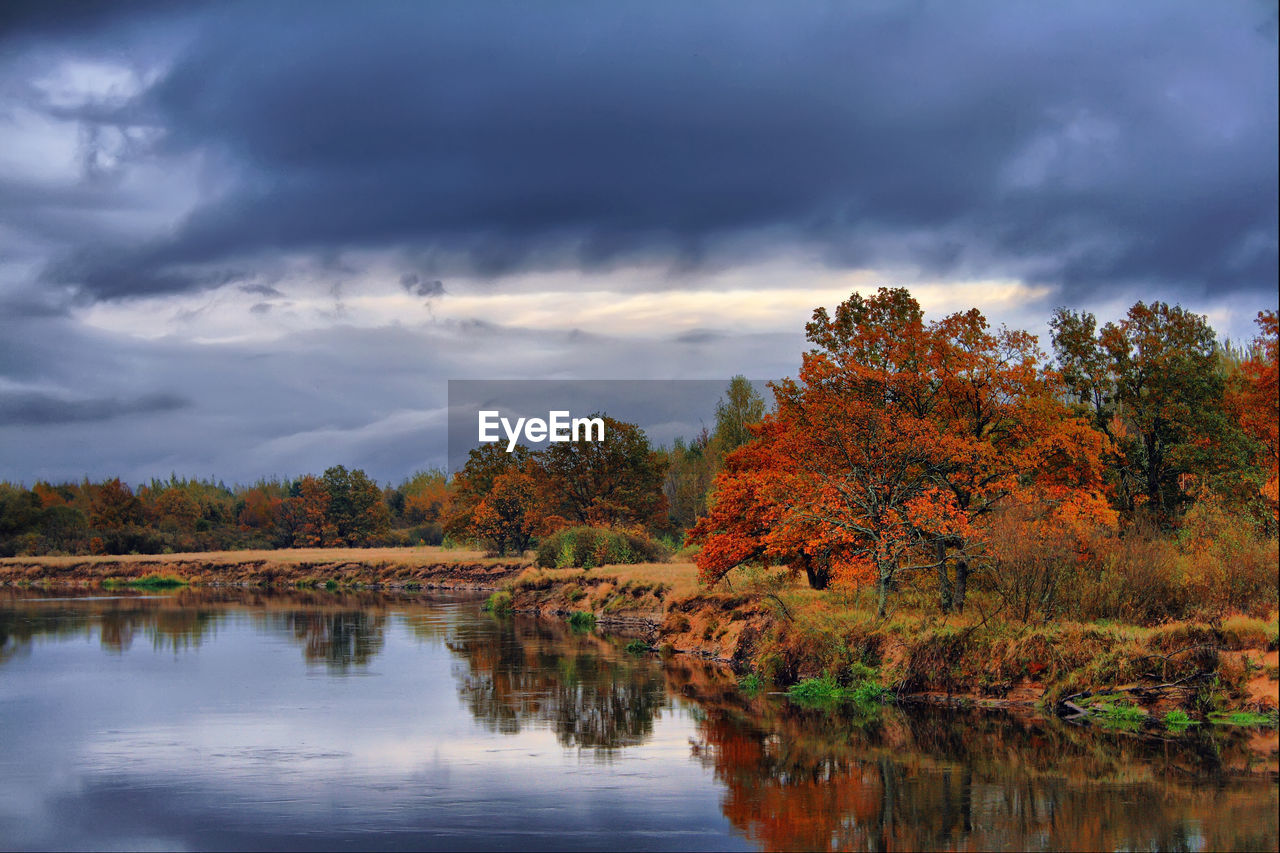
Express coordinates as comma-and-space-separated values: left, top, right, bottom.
1, 589, 1275, 851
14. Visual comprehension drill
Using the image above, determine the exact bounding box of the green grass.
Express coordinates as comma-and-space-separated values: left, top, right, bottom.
483, 590, 514, 615
568, 610, 597, 631
738, 672, 764, 694
1090, 700, 1147, 730
624, 639, 649, 655
1207, 710, 1278, 728
787, 671, 890, 710
1163, 709, 1199, 732
102, 574, 188, 590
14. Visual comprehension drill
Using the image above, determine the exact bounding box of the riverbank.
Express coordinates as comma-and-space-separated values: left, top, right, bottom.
5, 549, 1277, 731
500, 563, 1279, 745
0, 547, 525, 591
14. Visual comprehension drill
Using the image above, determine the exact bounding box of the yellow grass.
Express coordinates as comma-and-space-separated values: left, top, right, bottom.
0, 545, 511, 567
517, 560, 705, 599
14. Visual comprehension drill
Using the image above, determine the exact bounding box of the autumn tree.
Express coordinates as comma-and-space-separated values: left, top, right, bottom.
692, 289, 950, 612
150, 487, 201, 533
468, 464, 543, 556
692, 288, 1113, 616
446, 443, 537, 543
89, 478, 144, 530
1228, 310, 1279, 526
396, 469, 453, 525
282, 474, 334, 547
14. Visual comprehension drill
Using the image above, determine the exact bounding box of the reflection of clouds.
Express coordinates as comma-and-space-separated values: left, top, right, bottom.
0, 594, 737, 851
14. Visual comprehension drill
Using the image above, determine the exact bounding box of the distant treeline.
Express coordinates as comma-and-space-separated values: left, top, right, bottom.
0, 378, 763, 558
0, 466, 430, 556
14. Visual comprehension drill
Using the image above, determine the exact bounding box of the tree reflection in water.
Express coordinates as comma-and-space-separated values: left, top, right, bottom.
0, 591, 222, 658
677, 664, 1279, 853
444, 613, 668, 754
277, 610, 387, 671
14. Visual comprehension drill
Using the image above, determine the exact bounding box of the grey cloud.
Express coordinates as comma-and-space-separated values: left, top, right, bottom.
14, 0, 1272, 304
240, 283, 282, 297
674, 329, 724, 345
399, 274, 445, 299
0, 390, 189, 426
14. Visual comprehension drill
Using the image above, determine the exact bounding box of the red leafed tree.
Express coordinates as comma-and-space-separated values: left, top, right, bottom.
690, 288, 1113, 616
1231, 310, 1279, 523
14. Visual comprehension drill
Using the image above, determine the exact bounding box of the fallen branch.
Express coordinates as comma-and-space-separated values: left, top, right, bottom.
1060, 670, 1213, 708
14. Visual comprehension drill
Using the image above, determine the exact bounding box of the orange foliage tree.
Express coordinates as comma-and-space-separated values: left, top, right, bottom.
468, 464, 544, 556
690, 288, 1112, 616
1229, 310, 1279, 525
284, 474, 334, 547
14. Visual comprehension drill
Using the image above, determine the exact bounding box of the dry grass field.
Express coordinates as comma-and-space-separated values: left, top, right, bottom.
0, 545, 508, 568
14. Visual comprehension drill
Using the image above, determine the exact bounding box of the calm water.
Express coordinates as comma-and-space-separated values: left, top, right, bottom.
0, 590, 1275, 852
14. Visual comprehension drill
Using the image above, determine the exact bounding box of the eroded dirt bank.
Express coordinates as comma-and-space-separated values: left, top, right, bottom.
505, 568, 1279, 738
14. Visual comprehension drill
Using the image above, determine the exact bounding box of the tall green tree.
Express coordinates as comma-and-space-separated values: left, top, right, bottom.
320, 465, 389, 546
1051, 301, 1249, 521
711, 376, 767, 457
541, 414, 667, 530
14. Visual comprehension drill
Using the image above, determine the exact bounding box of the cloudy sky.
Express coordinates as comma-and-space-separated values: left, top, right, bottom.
1, 1, 1276, 485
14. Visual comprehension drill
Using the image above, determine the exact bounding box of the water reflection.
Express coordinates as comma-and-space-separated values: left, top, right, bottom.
445, 614, 669, 753
0, 591, 222, 657
0, 589, 1275, 852
670, 658, 1279, 852
266, 611, 387, 671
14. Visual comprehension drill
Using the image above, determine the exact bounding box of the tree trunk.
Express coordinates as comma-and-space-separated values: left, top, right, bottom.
876, 572, 891, 618
954, 556, 968, 612
799, 551, 830, 590
804, 564, 830, 590
935, 538, 953, 613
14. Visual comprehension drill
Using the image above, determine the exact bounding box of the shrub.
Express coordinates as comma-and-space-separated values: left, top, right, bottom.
483, 590, 514, 615
408, 523, 444, 546
568, 610, 597, 630
1066, 528, 1187, 624
1163, 709, 1197, 731
1178, 498, 1278, 619
624, 639, 649, 655
535, 526, 671, 569
102, 573, 188, 590
1091, 699, 1146, 730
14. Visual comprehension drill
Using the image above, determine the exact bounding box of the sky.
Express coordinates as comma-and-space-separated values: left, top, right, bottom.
0, 0, 1276, 485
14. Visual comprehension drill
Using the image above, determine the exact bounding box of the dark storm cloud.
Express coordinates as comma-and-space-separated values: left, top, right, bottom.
17, 0, 1274, 303
0, 390, 188, 426
399, 274, 445, 299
